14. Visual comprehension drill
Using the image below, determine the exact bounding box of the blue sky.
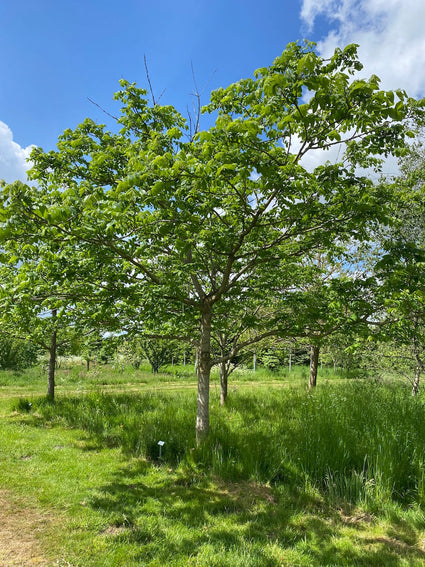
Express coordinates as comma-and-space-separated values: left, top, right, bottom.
1, 0, 424, 182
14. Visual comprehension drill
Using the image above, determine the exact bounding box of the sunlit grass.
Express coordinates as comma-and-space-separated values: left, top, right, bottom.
1, 366, 425, 565
17, 380, 425, 507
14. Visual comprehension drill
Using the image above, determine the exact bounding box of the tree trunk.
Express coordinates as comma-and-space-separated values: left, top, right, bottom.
412, 333, 422, 396
47, 311, 57, 401
253, 353, 257, 372
86, 358, 90, 372
196, 302, 212, 444
412, 364, 421, 396
220, 361, 228, 406
309, 344, 320, 388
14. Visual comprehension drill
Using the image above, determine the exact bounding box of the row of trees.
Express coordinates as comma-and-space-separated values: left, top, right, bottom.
0, 325, 417, 388
0, 41, 424, 442
0, 328, 364, 376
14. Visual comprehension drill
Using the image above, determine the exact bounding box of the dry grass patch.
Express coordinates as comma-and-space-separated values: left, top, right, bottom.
214, 478, 278, 507
0, 490, 52, 566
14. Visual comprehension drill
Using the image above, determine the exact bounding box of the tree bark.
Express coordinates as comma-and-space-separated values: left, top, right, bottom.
412, 333, 422, 396
47, 310, 57, 401
220, 360, 228, 406
196, 302, 212, 444
412, 364, 421, 396
309, 344, 320, 388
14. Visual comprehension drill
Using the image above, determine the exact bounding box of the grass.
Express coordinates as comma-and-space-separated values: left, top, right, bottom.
1, 363, 425, 565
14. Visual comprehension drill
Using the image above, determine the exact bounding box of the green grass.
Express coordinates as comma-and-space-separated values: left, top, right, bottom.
1, 364, 425, 565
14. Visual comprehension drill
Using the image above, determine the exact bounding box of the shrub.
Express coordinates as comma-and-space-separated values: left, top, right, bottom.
0, 335, 39, 370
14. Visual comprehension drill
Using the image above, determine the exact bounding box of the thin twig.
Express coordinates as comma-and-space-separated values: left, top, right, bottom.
144, 54, 156, 105
87, 98, 119, 121
144, 55, 165, 105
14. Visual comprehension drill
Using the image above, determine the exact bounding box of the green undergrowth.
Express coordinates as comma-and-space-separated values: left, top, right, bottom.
2, 374, 425, 565
0, 365, 46, 389
12, 380, 425, 506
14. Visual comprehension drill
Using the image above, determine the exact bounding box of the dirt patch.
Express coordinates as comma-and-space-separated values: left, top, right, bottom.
214, 478, 277, 506
0, 490, 51, 566
339, 509, 375, 525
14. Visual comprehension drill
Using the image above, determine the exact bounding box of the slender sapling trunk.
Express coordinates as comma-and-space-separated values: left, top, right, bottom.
309, 344, 320, 388
196, 302, 212, 444
220, 360, 228, 406
47, 310, 57, 400
412, 335, 423, 396
412, 364, 421, 396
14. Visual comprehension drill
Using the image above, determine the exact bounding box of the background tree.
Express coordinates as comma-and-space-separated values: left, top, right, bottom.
0, 334, 39, 371
374, 193, 425, 392
139, 338, 177, 374
212, 327, 256, 406
363, 123, 425, 394
0, 203, 105, 399
276, 251, 379, 387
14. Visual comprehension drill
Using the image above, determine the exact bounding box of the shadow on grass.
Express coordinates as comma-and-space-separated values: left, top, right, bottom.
8, 388, 425, 564
88, 461, 425, 566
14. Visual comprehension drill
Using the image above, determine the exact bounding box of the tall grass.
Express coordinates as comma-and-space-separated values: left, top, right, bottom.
287, 381, 425, 506
0, 365, 45, 387
22, 380, 425, 507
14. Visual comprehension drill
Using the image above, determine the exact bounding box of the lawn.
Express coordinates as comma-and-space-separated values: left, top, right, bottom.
0, 363, 425, 566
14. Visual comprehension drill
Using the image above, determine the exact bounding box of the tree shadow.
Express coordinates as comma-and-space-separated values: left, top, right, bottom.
87, 460, 425, 566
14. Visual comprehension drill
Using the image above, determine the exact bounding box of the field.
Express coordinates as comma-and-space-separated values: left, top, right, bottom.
1, 362, 425, 566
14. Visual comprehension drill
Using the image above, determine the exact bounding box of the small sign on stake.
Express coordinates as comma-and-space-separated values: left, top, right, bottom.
157, 440, 165, 459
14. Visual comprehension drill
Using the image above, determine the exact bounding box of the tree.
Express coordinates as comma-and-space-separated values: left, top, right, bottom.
376, 251, 425, 395
0, 205, 106, 399
0, 334, 39, 370
1, 42, 419, 440
72, 333, 116, 370
275, 251, 379, 387
374, 139, 425, 394
139, 338, 177, 373
212, 327, 255, 406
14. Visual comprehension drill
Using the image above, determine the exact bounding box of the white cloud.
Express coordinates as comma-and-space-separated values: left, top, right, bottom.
301, 0, 425, 98
0, 121, 34, 183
